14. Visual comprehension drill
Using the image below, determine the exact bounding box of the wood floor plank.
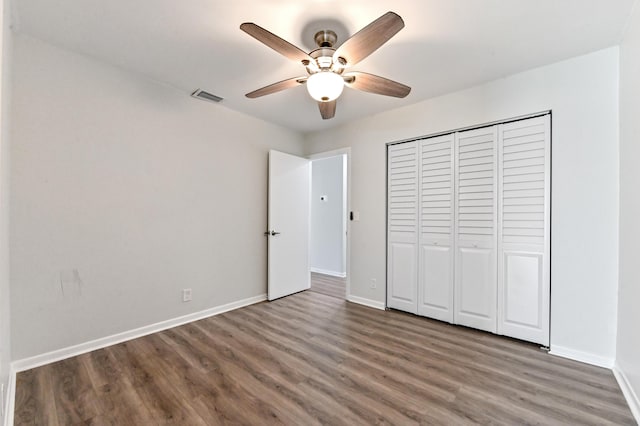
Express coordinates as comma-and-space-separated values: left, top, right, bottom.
50, 356, 101, 424
239, 298, 459, 409
14, 274, 636, 425
107, 340, 208, 425
79, 350, 153, 425
292, 292, 620, 414
220, 314, 416, 424
216, 310, 424, 425
14, 368, 59, 426
309, 272, 345, 299
172, 324, 313, 425
155, 329, 288, 425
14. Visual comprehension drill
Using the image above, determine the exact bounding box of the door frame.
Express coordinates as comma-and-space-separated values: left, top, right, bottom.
308, 148, 351, 299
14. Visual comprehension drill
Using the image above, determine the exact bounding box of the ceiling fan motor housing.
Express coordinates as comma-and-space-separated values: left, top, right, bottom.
310, 46, 338, 70
314, 30, 337, 48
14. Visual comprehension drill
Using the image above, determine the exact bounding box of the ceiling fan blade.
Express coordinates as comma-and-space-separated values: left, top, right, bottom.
245, 77, 307, 98
318, 100, 336, 119
344, 71, 411, 98
240, 23, 313, 65
333, 12, 404, 67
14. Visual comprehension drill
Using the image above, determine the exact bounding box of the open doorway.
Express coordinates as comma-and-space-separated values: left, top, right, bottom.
308, 149, 350, 300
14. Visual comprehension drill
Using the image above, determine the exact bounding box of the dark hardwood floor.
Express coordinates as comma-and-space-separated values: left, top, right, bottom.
15, 280, 635, 425
309, 272, 345, 299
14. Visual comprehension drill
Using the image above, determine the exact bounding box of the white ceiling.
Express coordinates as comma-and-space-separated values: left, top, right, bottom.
12, 0, 636, 133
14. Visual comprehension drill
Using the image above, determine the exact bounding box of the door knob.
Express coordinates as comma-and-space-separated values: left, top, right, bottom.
264, 230, 281, 236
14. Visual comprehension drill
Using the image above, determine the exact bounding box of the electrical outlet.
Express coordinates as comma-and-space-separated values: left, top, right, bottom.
182, 288, 192, 302
370, 278, 377, 289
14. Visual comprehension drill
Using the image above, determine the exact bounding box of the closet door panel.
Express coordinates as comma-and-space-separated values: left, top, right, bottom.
456, 246, 496, 330
454, 127, 498, 333
497, 115, 550, 346
503, 251, 544, 328
387, 142, 419, 313
418, 134, 454, 322
419, 245, 451, 320
388, 242, 417, 310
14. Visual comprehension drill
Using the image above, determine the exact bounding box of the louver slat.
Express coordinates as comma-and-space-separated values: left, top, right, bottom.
389, 144, 418, 233
420, 135, 453, 238
456, 129, 495, 238
500, 122, 547, 245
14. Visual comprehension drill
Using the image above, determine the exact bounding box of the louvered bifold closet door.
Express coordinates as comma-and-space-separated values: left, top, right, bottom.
418, 134, 454, 322
454, 126, 498, 333
497, 115, 550, 346
387, 142, 419, 313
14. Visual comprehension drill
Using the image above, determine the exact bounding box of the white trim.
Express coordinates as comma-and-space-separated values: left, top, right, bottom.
613, 363, 640, 424
4, 367, 15, 426
307, 148, 350, 161
347, 295, 385, 310
386, 110, 552, 147
310, 267, 346, 278
549, 345, 614, 368
11, 294, 266, 373
5, 370, 14, 426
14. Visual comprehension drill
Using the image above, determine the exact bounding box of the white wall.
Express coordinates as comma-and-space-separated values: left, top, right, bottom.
0, 0, 11, 418
310, 155, 345, 277
617, 0, 640, 418
305, 48, 620, 365
10, 35, 304, 360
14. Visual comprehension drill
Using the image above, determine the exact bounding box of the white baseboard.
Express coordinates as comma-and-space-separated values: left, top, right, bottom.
4, 367, 15, 426
310, 267, 346, 278
549, 345, 614, 369
613, 363, 640, 424
347, 295, 385, 310
11, 294, 267, 373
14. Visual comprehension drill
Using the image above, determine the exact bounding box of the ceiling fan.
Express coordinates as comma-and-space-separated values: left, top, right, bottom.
240, 11, 411, 120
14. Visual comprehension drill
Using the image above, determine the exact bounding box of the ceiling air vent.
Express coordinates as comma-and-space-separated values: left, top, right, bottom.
191, 89, 223, 103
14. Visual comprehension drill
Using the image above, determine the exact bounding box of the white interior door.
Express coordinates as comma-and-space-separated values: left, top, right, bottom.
418, 134, 455, 322
497, 115, 550, 346
454, 126, 498, 333
268, 150, 310, 301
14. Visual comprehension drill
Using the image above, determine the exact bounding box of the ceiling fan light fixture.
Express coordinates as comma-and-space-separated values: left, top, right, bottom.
306, 71, 344, 102
240, 12, 409, 118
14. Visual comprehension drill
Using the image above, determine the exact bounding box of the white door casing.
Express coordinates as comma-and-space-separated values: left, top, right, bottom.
268, 150, 310, 301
